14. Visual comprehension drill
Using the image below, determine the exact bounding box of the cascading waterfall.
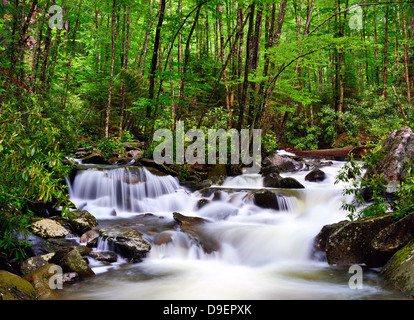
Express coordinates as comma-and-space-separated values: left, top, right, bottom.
69, 166, 192, 218
61, 161, 404, 300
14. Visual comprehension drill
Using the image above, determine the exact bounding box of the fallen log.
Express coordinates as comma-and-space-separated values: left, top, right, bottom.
292, 146, 371, 159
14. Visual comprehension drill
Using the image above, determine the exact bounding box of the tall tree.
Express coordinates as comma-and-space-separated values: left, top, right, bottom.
105, 0, 118, 138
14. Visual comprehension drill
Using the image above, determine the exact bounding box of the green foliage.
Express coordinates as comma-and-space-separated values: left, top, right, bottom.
0, 92, 73, 259
336, 143, 414, 221
96, 137, 121, 158
335, 151, 390, 221
262, 130, 279, 155
393, 163, 414, 219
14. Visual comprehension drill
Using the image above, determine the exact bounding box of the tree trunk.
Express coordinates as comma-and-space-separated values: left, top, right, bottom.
119, 4, 130, 135
236, 3, 255, 131
104, 0, 118, 138
139, 0, 155, 78
402, 8, 411, 103
177, 4, 201, 120
373, 6, 380, 86
61, 0, 83, 110
246, 4, 262, 128
39, 0, 55, 90
218, 4, 231, 128
148, 0, 166, 116
382, 5, 389, 98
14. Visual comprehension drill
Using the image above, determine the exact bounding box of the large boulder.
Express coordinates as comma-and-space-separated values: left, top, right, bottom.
367, 212, 414, 267
262, 154, 306, 172
245, 189, 280, 210
305, 169, 326, 182
98, 226, 151, 262
30, 218, 69, 238
262, 166, 283, 188
380, 239, 414, 297
364, 126, 414, 186
244, 189, 294, 211
316, 213, 395, 267
172, 212, 219, 253
23, 264, 61, 300
50, 246, 95, 278
261, 165, 304, 189
81, 152, 110, 165
67, 209, 98, 235
0, 270, 37, 300
279, 177, 305, 189
20, 253, 55, 276
20, 233, 58, 257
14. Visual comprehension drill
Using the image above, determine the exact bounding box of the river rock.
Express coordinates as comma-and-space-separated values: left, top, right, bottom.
79, 229, 100, 244
31, 218, 69, 238
20, 233, 58, 257
263, 154, 305, 172
262, 166, 283, 188
139, 158, 178, 176
67, 209, 98, 235
98, 226, 151, 262
81, 152, 110, 165
0, 270, 37, 300
172, 212, 219, 253
20, 253, 54, 276
367, 212, 414, 267
87, 251, 118, 263
364, 126, 414, 186
380, 239, 414, 297
305, 169, 326, 182
153, 231, 174, 245
23, 264, 61, 300
319, 213, 395, 267
245, 189, 280, 210
279, 177, 305, 189
196, 199, 212, 209
50, 246, 95, 278
314, 220, 349, 252
207, 164, 227, 185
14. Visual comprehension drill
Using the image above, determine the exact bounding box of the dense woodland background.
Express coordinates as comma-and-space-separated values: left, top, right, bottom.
0, 0, 413, 258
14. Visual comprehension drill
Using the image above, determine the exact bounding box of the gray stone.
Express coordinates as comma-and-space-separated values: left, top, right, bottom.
381, 239, 414, 297
98, 226, 151, 262
30, 218, 69, 238
50, 247, 95, 278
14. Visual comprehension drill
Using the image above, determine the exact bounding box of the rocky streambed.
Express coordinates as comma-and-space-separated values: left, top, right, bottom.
2, 127, 414, 300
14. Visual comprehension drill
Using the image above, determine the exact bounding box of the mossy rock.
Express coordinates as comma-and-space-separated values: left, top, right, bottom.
67, 209, 98, 235
0, 271, 37, 300
380, 239, 414, 297
23, 264, 61, 300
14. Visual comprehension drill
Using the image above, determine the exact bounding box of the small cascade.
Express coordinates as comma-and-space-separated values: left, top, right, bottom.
96, 237, 113, 252
221, 173, 263, 188
68, 166, 186, 218
149, 231, 214, 261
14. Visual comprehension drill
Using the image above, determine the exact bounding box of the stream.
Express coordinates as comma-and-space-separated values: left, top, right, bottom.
59, 158, 405, 300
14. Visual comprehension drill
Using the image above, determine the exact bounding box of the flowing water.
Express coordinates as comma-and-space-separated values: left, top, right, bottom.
60, 159, 405, 300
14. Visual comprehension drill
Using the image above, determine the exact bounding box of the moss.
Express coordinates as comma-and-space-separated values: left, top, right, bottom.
382, 239, 414, 274
0, 271, 37, 300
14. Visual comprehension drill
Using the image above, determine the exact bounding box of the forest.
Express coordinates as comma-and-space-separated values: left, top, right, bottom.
0, 0, 413, 259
